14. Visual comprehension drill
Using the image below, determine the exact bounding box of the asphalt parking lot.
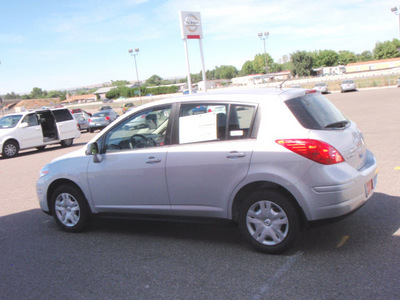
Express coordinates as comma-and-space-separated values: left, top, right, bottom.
1, 88, 400, 299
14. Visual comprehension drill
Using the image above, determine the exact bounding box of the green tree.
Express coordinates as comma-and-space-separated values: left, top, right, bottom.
31, 87, 45, 99
4, 92, 20, 100
313, 50, 339, 67
291, 51, 314, 77
373, 39, 400, 59
338, 50, 357, 65
253, 53, 274, 73
146, 75, 163, 86
111, 80, 130, 86
358, 50, 374, 62
240, 60, 255, 76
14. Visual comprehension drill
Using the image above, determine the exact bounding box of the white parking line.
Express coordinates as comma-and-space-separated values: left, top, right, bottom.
393, 228, 400, 236
252, 251, 304, 300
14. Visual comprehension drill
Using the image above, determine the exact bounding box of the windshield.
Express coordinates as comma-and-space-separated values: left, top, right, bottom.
285, 93, 348, 130
0, 115, 23, 129
93, 111, 110, 117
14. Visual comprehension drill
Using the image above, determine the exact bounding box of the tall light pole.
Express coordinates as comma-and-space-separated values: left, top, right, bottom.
391, 6, 400, 37
258, 32, 269, 77
128, 48, 141, 104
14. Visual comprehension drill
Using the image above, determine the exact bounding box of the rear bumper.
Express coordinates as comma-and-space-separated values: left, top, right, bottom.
304, 150, 378, 220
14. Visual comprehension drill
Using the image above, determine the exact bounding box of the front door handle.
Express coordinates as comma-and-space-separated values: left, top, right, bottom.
226, 151, 246, 159
146, 156, 161, 164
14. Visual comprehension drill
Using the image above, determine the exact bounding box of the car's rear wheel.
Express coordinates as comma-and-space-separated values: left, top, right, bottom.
238, 189, 299, 254
60, 138, 73, 147
51, 185, 90, 232
2, 140, 19, 158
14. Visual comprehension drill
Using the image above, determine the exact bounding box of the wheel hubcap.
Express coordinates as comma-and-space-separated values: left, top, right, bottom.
246, 200, 289, 246
4, 144, 17, 156
55, 193, 80, 227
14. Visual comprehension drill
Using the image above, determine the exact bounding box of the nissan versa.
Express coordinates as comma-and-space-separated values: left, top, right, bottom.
37, 89, 378, 254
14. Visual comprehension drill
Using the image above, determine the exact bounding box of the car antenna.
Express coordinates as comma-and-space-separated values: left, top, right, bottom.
278, 78, 288, 89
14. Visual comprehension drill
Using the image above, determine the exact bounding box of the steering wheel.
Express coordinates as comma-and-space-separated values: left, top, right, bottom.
130, 134, 156, 149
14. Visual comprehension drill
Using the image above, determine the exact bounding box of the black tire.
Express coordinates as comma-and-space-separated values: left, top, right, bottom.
60, 138, 73, 147
36, 146, 46, 151
2, 140, 19, 158
238, 189, 300, 254
89, 129, 94, 133
50, 185, 91, 232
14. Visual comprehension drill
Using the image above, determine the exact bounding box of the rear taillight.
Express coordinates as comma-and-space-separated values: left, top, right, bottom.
276, 139, 344, 165
89, 119, 92, 123
105, 116, 110, 121
306, 89, 317, 94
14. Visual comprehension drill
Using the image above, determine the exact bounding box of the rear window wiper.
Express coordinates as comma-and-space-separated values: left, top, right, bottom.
325, 120, 349, 128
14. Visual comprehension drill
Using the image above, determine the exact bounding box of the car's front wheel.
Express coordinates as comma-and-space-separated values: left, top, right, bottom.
2, 140, 19, 158
51, 185, 91, 232
238, 189, 300, 254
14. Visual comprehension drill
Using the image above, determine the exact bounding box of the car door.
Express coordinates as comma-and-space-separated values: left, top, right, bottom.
18, 113, 43, 148
87, 105, 173, 215
51, 109, 80, 139
166, 103, 257, 219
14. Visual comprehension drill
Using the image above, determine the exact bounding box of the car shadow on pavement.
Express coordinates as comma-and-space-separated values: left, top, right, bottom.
1, 192, 399, 255
296, 192, 400, 253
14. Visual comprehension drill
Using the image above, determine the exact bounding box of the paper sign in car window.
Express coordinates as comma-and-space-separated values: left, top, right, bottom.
179, 113, 217, 144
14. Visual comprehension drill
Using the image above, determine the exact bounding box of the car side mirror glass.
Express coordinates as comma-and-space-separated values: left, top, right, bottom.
19, 122, 28, 128
86, 142, 99, 155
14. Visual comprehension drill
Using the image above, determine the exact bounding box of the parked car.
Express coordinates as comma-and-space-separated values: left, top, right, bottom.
313, 82, 328, 94
122, 102, 135, 113
88, 109, 119, 132
99, 105, 112, 111
70, 108, 92, 117
37, 89, 377, 254
70, 108, 82, 114
340, 80, 357, 93
74, 112, 90, 132
0, 108, 80, 158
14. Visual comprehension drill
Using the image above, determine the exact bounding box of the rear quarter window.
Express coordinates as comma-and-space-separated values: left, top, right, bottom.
285, 93, 348, 130
52, 109, 73, 122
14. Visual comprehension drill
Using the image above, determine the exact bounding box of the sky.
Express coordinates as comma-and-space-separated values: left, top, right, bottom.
0, 0, 399, 94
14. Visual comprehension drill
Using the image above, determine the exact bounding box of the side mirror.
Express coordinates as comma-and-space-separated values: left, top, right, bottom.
19, 122, 28, 128
85, 142, 102, 163
86, 142, 99, 155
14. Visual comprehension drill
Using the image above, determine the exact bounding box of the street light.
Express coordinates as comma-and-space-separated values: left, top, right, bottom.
128, 48, 141, 104
258, 32, 269, 76
391, 6, 400, 37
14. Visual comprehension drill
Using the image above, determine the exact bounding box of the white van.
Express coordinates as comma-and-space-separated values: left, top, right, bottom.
0, 108, 81, 158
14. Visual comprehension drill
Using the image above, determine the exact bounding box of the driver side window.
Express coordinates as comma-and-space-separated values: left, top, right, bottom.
104, 106, 171, 153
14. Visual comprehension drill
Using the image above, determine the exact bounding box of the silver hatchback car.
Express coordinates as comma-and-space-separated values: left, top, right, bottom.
37, 89, 377, 254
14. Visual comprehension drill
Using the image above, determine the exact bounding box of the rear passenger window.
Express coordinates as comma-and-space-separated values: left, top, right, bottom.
178, 104, 255, 144
52, 109, 73, 122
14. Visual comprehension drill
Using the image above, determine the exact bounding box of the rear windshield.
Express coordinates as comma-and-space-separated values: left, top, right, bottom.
285, 93, 348, 130
93, 111, 110, 117
53, 109, 73, 122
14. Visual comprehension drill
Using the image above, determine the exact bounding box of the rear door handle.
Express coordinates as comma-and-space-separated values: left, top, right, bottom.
226, 151, 246, 159
146, 156, 161, 164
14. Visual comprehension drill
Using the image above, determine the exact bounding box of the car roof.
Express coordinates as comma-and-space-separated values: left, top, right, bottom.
127, 88, 306, 112
4, 107, 69, 117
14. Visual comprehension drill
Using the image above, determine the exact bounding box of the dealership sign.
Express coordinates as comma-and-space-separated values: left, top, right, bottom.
180, 11, 203, 39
